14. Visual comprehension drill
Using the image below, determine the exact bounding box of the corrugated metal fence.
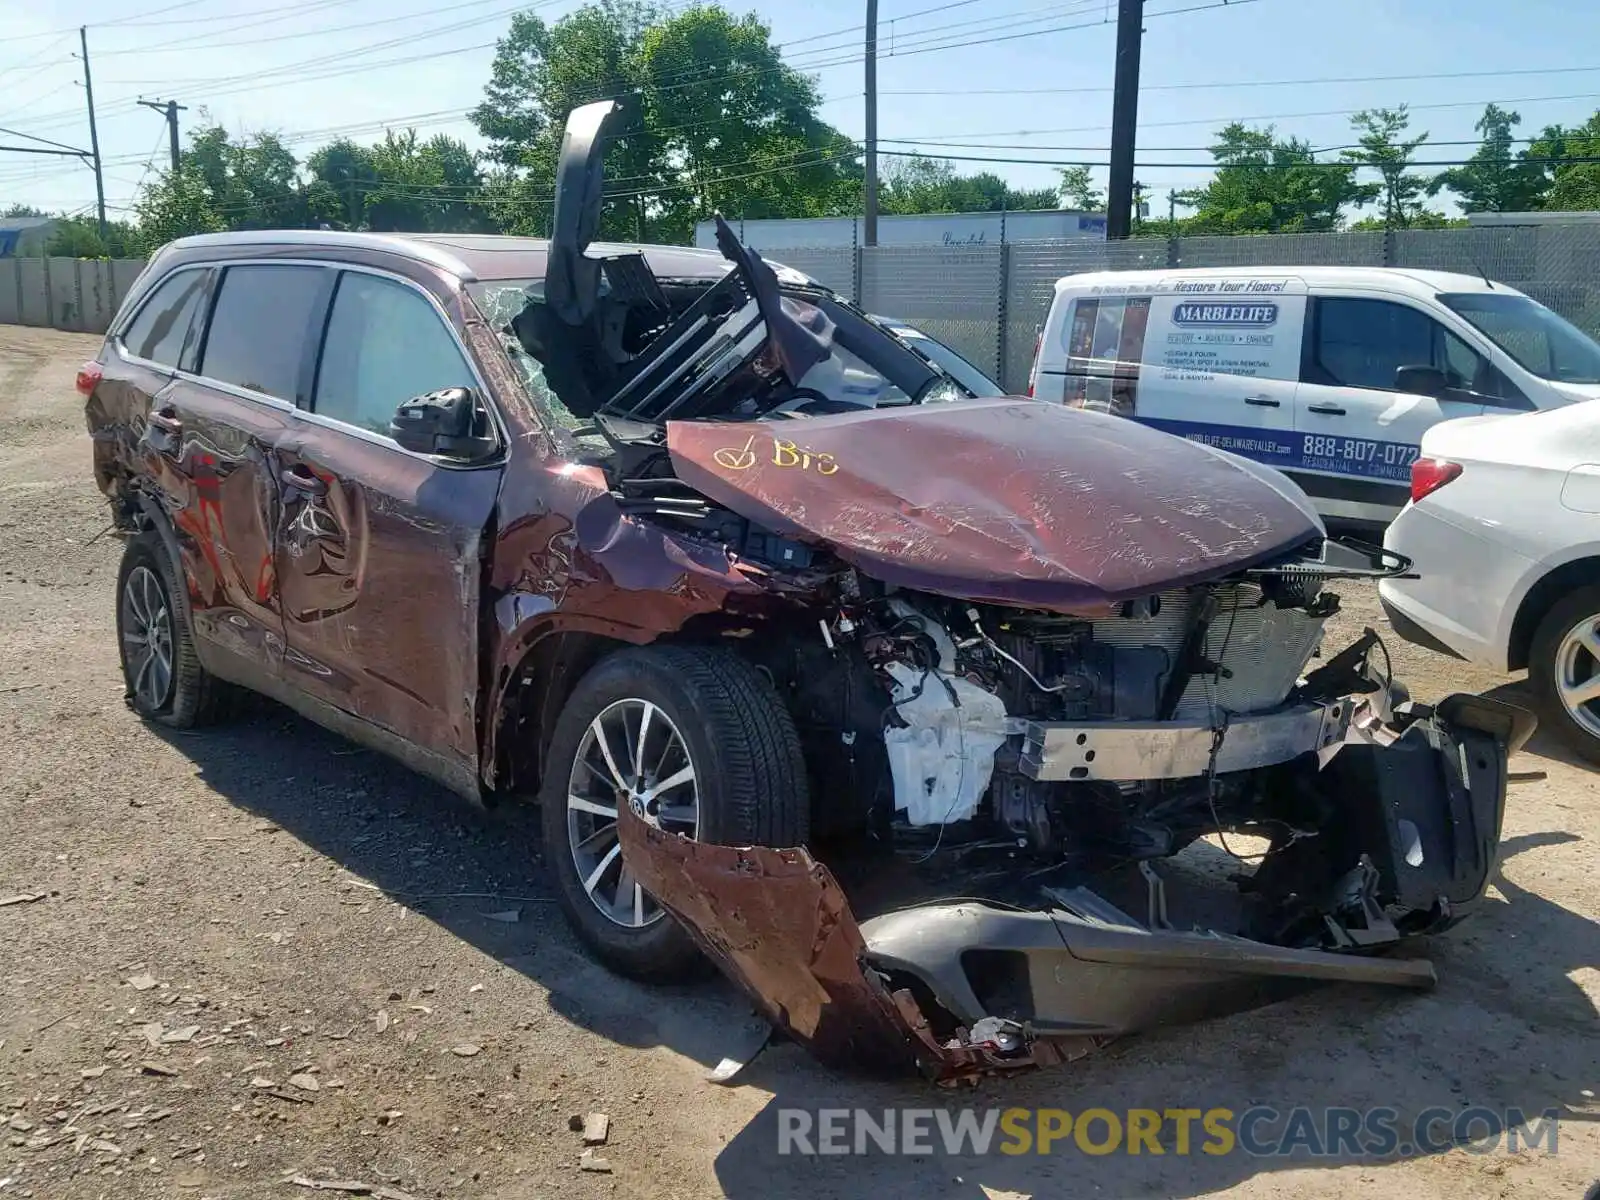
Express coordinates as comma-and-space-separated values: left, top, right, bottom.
8, 223, 1600, 392
0, 257, 146, 335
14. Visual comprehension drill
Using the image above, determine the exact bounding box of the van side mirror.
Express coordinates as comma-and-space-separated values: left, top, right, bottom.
390, 387, 496, 459
1395, 365, 1448, 397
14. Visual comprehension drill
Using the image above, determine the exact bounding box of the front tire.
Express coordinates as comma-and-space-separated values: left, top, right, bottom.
539, 644, 809, 983
116, 531, 229, 728
1528, 584, 1600, 766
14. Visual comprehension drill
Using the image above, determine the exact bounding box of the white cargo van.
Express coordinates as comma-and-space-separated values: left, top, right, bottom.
1028, 266, 1600, 525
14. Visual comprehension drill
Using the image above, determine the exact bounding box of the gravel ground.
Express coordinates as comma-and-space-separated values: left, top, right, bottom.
1, 324, 1595, 1200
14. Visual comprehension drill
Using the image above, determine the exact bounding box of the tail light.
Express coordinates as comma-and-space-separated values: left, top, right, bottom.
75, 361, 103, 398
1410, 457, 1462, 503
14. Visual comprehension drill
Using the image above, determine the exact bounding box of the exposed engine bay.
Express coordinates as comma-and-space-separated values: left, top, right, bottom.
620, 558, 1531, 1080
495, 99, 1536, 1082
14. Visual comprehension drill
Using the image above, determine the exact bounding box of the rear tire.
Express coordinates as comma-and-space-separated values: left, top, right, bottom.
115, 531, 230, 728
1528, 584, 1600, 766
539, 643, 809, 983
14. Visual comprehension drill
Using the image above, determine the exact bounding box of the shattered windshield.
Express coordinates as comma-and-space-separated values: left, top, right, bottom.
1441, 291, 1600, 385
468, 279, 594, 435
469, 275, 963, 429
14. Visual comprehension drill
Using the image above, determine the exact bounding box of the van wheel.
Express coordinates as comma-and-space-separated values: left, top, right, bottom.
116, 531, 230, 728
1529, 585, 1600, 766
539, 644, 809, 983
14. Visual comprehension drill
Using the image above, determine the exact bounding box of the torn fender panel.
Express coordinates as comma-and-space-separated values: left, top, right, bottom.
616, 806, 1066, 1082
666, 399, 1324, 614
616, 803, 920, 1074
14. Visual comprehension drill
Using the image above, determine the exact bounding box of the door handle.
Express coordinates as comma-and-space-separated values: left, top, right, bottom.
282, 464, 328, 497
148, 406, 183, 435
142, 405, 182, 455
1244, 396, 1280, 408
1307, 404, 1347, 416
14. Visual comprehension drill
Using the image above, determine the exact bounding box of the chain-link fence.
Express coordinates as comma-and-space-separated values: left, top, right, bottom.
765, 221, 1600, 392
7, 224, 1600, 383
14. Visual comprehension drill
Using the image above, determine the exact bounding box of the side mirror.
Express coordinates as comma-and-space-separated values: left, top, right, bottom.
1395, 365, 1448, 397
390, 387, 496, 459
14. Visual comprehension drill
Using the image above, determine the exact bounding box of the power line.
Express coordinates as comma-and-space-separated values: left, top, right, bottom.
877, 147, 1600, 169
879, 62, 1600, 96
8, 0, 1229, 135
102, 0, 369, 29
593, 0, 1110, 100
103, 4, 547, 88
97, 0, 541, 57
612, 0, 1103, 96
0, 125, 89, 154
877, 90, 1600, 146
0, 0, 357, 39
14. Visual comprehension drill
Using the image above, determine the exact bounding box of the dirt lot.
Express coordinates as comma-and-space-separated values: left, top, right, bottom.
0, 323, 1595, 1200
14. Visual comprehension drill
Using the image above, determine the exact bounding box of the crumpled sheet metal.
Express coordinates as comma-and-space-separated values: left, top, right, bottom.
616, 805, 1075, 1084
665, 399, 1324, 614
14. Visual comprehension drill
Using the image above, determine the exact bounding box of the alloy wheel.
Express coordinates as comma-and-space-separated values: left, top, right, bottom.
121, 564, 175, 711
565, 698, 699, 929
1555, 613, 1600, 739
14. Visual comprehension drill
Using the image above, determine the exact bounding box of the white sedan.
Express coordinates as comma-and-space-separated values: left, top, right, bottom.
1380, 400, 1600, 763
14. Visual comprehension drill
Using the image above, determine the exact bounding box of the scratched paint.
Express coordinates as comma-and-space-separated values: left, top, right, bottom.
666, 398, 1324, 614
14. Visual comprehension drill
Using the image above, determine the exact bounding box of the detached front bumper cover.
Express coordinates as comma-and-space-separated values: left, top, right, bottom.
617, 692, 1530, 1083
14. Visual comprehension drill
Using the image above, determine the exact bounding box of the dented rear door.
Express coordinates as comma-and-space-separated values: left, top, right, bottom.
272, 267, 502, 772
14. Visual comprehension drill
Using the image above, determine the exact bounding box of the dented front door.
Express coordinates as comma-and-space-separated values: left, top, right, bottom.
271, 268, 502, 771
272, 426, 501, 770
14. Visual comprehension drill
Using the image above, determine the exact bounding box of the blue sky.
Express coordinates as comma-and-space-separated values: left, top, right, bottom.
2, 0, 1599, 222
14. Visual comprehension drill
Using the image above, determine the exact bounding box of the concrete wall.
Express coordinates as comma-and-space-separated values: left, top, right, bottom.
0, 256, 147, 335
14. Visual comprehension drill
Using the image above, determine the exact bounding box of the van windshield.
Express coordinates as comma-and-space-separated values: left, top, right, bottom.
1440, 292, 1600, 384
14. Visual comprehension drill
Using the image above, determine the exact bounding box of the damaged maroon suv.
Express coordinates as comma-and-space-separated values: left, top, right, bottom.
85, 100, 1533, 1081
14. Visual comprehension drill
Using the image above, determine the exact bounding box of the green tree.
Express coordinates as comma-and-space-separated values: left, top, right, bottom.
361, 131, 487, 232
1177, 123, 1372, 233
1342, 106, 1434, 228
183, 126, 305, 229
134, 166, 225, 247
304, 138, 375, 229
471, 1, 859, 242
1057, 165, 1103, 211
879, 154, 1056, 214
44, 215, 145, 258
1429, 104, 1547, 213
3, 203, 48, 218
136, 125, 307, 237
472, 0, 672, 239
1527, 112, 1600, 212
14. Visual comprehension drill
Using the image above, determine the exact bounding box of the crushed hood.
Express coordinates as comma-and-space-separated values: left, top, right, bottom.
667, 398, 1324, 612
545, 99, 618, 326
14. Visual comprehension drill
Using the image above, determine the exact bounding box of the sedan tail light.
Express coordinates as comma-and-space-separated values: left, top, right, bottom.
75, 361, 103, 398
1410, 457, 1462, 503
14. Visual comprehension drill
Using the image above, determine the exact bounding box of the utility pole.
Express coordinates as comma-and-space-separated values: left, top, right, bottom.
1168, 188, 1177, 226
1105, 0, 1144, 240
78, 26, 107, 239
137, 98, 188, 173
863, 0, 879, 247
1132, 180, 1145, 232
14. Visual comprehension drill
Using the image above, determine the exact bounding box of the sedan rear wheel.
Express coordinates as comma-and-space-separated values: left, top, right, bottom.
1529, 585, 1600, 766
1555, 616, 1600, 736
